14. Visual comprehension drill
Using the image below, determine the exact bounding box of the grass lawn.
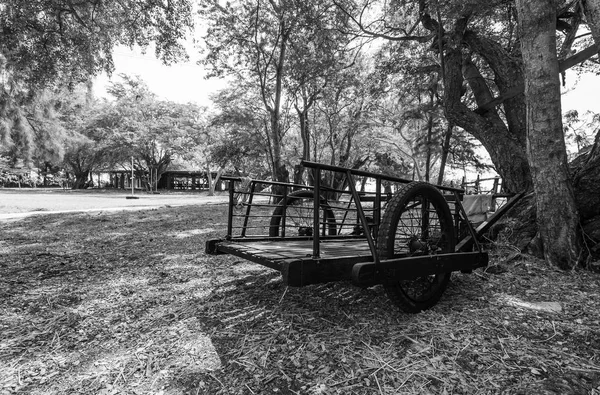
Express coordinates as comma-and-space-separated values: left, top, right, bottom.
1, 203, 599, 394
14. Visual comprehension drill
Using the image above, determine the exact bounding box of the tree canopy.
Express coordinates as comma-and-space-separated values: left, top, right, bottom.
1, 0, 193, 89
0, 0, 194, 161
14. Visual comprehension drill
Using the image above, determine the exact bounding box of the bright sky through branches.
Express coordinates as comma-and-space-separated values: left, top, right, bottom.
93, 46, 226, 106
95, 46, 598, 113
561, 72, 600, 113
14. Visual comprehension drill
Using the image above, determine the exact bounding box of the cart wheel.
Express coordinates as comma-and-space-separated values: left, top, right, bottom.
377, 182, 455, 313
269, 190, 337, 237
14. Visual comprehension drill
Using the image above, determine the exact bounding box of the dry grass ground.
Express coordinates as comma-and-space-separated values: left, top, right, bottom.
1, 203, 599, 394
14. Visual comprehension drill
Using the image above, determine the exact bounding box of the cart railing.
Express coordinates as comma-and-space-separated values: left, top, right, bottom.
224, 164, 460, 259
301, 160, 465, 194
221, 162, 524, 261
301, 161, 472, 261
222, 175, 383, 240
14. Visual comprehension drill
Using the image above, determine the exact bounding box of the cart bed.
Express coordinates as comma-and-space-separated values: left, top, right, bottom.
215, 239, 371, 265
209, 238, 375, 286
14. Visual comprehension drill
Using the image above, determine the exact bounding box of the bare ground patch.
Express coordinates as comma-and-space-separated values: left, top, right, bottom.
1, 204, 599, 394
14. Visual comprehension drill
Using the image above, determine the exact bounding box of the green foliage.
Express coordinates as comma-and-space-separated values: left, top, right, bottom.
0, 0, 193, 90
0, 86, 74, 168
563, 109, 600, 158
313, 56, 378, 168
372, 151, 411, 178
200, 0, 363, 183
59, 86, 114, 188
207, 86, 271, 176
98, 75, 206, 190
447, 129, 493, 172
0, 0, 194, 163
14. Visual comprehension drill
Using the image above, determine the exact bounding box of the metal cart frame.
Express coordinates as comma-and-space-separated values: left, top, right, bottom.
206, 161, 524, 312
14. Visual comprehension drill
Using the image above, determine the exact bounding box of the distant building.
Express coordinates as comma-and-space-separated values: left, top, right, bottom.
107, 170, 224, 191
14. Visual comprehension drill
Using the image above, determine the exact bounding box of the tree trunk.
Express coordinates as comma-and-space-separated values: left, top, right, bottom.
72, 170, 90, 189
443, 44, 532, 193
583, 0, 600, 52
516, 0, 583, 269
207, 166, 224, 197
270, 110, 289, 201
261, 17, 290, 201
293, 106, 311, 187
424, 104, 434, 183
418, 13, 532, 193
270, 112, 285, 181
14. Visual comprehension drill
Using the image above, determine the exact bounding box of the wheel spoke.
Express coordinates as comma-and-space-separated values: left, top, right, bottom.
269, 191, 336, 237
377, 182, 455, 313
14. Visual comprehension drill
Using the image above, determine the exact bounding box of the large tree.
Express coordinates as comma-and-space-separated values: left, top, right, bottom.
0, 0, 192, 88
200, 0, 353, 190
515, 0, 583, 268
200, 0, 293, 187
338, 0, 598, 267
62, 88, 113, 189
283, 2, 355, 185
208, 86, 272, 178
104, 76, 205, 191
0, 87, 69, 166
583, 0, 600, 46
0, 0, 194, 161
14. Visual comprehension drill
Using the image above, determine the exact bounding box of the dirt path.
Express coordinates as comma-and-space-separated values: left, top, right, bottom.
0, 188, 228, 219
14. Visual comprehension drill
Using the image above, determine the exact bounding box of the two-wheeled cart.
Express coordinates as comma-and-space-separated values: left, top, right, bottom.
206, 161, 524, 312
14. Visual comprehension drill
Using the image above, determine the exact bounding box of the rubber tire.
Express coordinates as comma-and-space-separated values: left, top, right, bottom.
269, 190, 337, 237
377, 182, 456, 313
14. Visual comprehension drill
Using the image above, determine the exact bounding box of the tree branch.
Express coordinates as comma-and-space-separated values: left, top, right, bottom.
333, 0, 433, 42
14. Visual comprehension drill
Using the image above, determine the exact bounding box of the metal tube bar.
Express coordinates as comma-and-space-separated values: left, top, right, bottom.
227, 180, 235, 239
313, 167, 321, 258
346, 170, 379, 264
453, 191, 482, 252
220, 176, 312, 190
281, 187, 288, 238
374, 177, 382, 240
241, 182, 257, 237
301, 160, 464, 193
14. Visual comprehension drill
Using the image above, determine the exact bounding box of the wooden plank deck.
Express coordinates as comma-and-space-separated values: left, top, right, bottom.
216, 239, 374, 270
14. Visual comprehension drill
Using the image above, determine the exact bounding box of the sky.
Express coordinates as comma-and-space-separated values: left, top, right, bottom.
561, 71, 599, 113
93, 46, 227, 106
